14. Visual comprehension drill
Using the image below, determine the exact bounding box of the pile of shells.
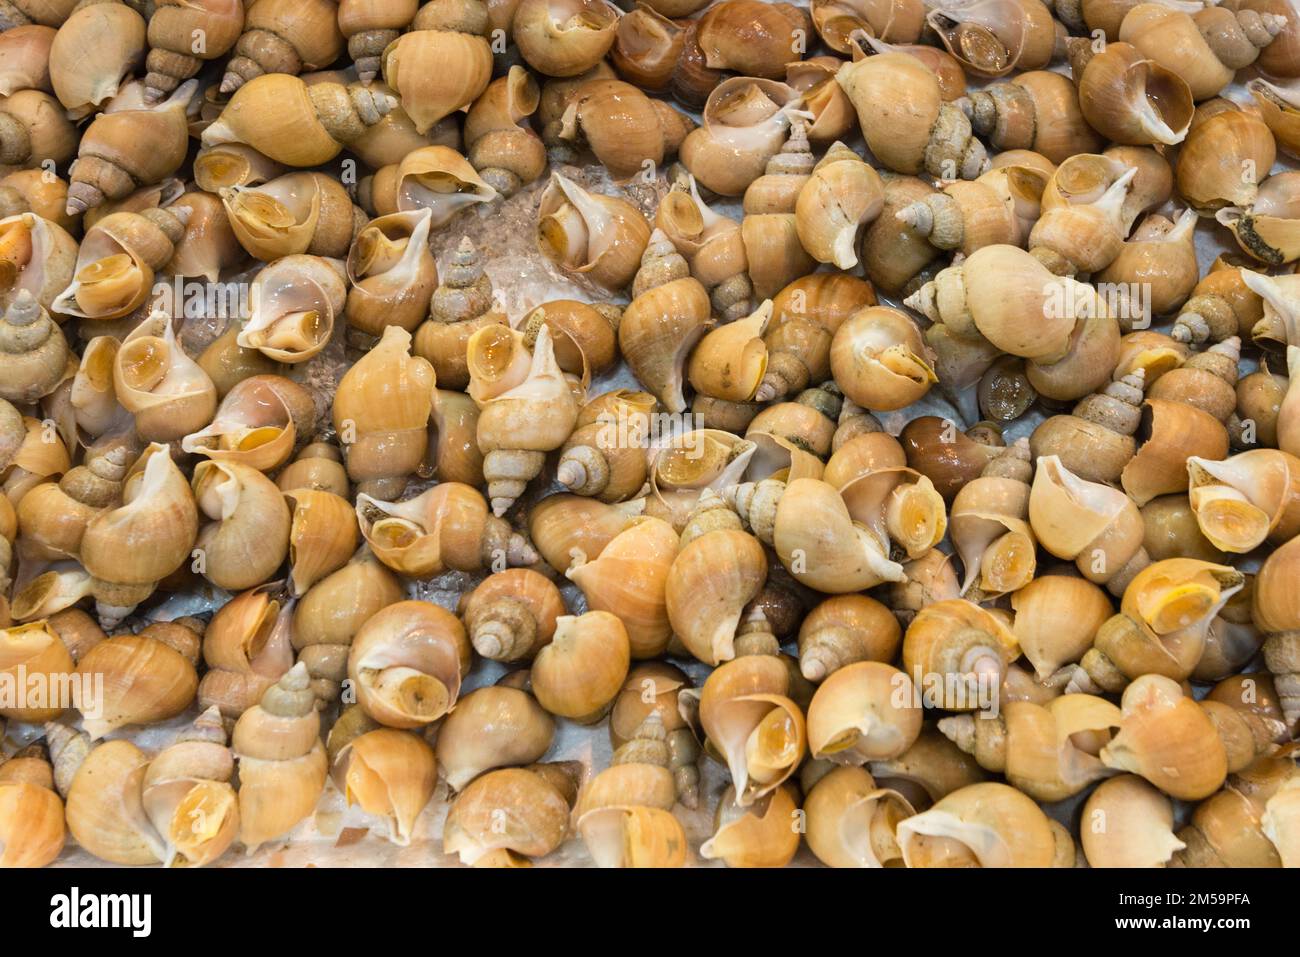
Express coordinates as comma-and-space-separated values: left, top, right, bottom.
1, 0, 1300, 869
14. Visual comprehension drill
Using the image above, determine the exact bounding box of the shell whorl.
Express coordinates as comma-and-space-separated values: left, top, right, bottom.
44, 721, 91, 798
897, 192, 964, 249
764, 119, 814, 177
980, 437, 1031, 482
611, 712, 670, 768
1072, 369, 1146, 435
260, 662, 317, 718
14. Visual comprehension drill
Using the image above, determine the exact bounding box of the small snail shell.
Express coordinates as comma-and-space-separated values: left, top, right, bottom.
198, 585, 294, 718
902, 599, 1018, 711
964, 69, 1101, 162
1175, 259, 1265, 347
695, 625, 807, 804
232, 662, 328, 852
949, 440, 1036, 599
740, 210, 814, 301
786, 59, 858, 147
798, 594, 900, 683
166, 189, 245, 283
567, 516, 678, 658
609, 662, 700, 808
276, 442, 349, 498
220, 0, 344, 93
0, 89, 77, 170
292, 551, 404, 707
804, 765, 915, 867
1072, 41, 1193, 146
414, 237, 508, 391
239, 254, 346, 365
0, 742, 65, 867
48, 2, 144, 117
1187, 449, 1300, 554
0, 24, 55, 97
665, 528, 767, 666
743, 119, 814, 216
331, 727, 437, 845
474, 324, 580, 516
372, 145, 498, 225
333, 325, 435, 500
749, 382, 842, 459
1030, 370, 1145, 484
348, 600, 471, 729
183, 375, 316, 475
537, 172, 650, 291
80, 442, 199, 600
1217, 171, 1300, 267
1116, 329, 1189, 386
1081, 774, 1185, 867
65, 79, 196, 217
558, 78, 685, 181
221, 171, 359, 261
656, 173, 754, 319
619, 230, 713, 414
345, 207, 438, 337
0, 212, 76, 316
532, 611, 630, 722
357, 481, 535, 579
514, 0, 618, 78
0, 167, 73, 231
1011, 574, 1114, 681
898, 417, 1001, 504
0, 620, 73, 722
940, 694, 1122, 802
523, 298, 620, 384
896, 166, 1047, 256
1120, 398, 1230, 507
1100, 674, 1228, 801
830, 306, 936, 412
680, 77, 808, 197
1095, 210, 1200, 321
64, 739, 164, 865
143, 0, 243, 104
725, 477, 905, 594
1119, 2, 1284, 101
760, 272, 874, 404
833, 435, 947, 561
0, 290, 66, 404
192, 460, 292, 591
1029, 454, 1150, 595
927, 0, 1060, 77
1028, 162, 1136, 275
795, 142, 884, 270
701, 784, 801, 868
443, 764, 577, 866
204, 73, 394, 168
807, 661, 921, 765
687, 299, 771, 404
338, 0, 420, 83
75, 633, 199, 740
460, 568, 564, 663
464, 66, 546, 197
555, 393, 653, 503
610, 4, 685, 92
436, 685, 555, 791
192, 142, 288, 194
282, 489, 357, 598
694, 0, 807, 79
140, 706, 239, 867
836, 52, 988, 180
1177, 108, 1277, 216
897, 781, 1066, 867
53, 206, 187, 321
812, 0, 925, 49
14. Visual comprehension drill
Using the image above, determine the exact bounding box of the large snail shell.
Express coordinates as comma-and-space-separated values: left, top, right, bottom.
0, 744, 65, 867
1177, 109, 1277, 215
110, 312, 218, 444
75, 634, 199, 739
1012, 574, 1114, 680
532, 611, 630, 722
80, 442, 198, 591
1120, 399, 1230, 507
898, 780, 1065, 867
1217, 171, 1300, 267
680, 77, 807, 197
345, 207, 438, 337
807, 661, 922, 765
333, 325, 435, 499
460, 568, 564, 663
687, 299, 771, 403
902, 599, 1019, 712
0, 290, 67, 404
141, 706, 239, 867
348, 600, 471, 728
143, 0, 244, 104
0, 24, 55, 97
0, 620, 74, 722
699, 652, 806, 805
514, 0, 619, 78
192, 460, 292, 591
65, 739, 164, 865
804, 765, 915, 867
384, 145, 498, 226
1188, 449, 1300, 554
1076, 41, 1193, 146
1081, 773, 1185, 867
379, 28, 491, 134
436, 685, 555, 791
232, 663, 328, 852
1100, 674, 1227, 800
222, 171, 358, 261
665, 528, 767, 666
1118, 3, 1245, 101
331, 728, 436, 845
239, 254, 345, 365
49, 2, 145, 118
701, 783, 800, 868
568, 516, 679, 659
54, 207, 185, 321
443, 765, 574, 866
0, 212, 76, 315
183, 375, 316, 475
797, 593, 900, 683
537, 172, 651, 290
695, 0, 807, 78
221, 0, 344, 92
199, 585, 293, 718
830, 305, 936, 411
